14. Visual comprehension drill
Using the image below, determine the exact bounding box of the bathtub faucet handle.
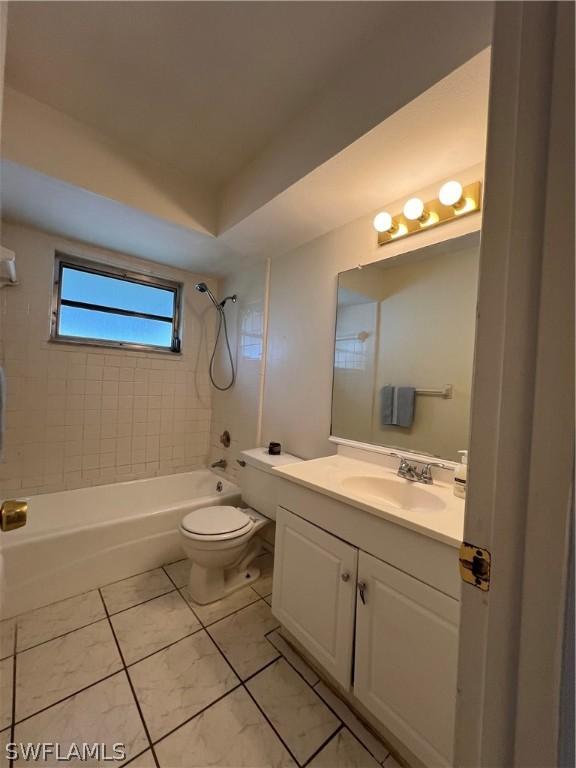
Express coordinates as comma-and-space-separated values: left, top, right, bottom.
236, 460, 246, 467
210, 458, 227, 470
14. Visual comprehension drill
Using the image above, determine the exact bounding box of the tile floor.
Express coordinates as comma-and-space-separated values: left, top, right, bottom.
1, 553, 402, 767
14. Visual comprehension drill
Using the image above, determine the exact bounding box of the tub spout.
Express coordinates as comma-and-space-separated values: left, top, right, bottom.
210, 458, 227, 470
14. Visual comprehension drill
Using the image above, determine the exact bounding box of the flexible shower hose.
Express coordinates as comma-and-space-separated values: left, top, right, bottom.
208, 304, 236, 391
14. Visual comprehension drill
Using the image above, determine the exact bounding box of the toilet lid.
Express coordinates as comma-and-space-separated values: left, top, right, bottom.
181, 506, 252, 536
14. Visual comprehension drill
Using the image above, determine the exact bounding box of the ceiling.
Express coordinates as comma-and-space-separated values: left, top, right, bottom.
6, 1, 393, 189
2, 2, 492, 275
1, 48, 489, 275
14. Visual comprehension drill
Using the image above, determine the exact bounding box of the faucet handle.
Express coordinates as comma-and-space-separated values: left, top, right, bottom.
418, 461, 449, 484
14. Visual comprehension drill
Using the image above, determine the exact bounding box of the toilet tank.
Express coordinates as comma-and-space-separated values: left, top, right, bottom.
239, 448, 302, 520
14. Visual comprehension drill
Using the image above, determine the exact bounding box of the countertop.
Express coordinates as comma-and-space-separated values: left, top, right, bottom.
274, 454, 465, 548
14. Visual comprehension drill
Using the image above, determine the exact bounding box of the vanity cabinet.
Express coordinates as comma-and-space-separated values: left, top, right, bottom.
354, 551, 459, 767
272, 507, 358, 688
272, 485, 460, 768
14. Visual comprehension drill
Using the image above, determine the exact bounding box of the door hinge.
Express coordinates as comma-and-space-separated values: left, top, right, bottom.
459, 542, 491, 591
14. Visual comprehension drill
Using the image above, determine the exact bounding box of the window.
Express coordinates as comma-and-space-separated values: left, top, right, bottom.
51, 254, 182, 352
240, 306, 264, 361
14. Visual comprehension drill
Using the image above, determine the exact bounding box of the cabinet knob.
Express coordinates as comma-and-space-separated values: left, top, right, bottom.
341, 571, 350, 582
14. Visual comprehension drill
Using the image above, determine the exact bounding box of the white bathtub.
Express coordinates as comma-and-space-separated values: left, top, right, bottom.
0, 470, 240, 618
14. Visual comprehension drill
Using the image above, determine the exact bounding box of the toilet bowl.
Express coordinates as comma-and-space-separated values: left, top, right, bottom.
179, 505, 268, 604
179, 447, 303, 604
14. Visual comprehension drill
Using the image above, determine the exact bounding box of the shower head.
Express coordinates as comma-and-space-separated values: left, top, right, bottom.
195, 282, 220, 309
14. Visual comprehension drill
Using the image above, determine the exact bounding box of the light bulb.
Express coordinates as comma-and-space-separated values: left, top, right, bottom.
439, 180, 464, 208
403, 197, 426, 221
373, 211, 394, 233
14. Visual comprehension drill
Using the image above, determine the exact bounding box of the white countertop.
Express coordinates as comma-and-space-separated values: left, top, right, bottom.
274, 454, 465, 548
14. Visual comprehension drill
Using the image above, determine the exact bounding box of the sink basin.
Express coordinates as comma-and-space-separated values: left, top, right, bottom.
340, 475, 446, 514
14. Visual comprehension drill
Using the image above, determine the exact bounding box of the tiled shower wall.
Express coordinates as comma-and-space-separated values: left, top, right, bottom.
0, 222, 217, 498
208, 263, 268, 483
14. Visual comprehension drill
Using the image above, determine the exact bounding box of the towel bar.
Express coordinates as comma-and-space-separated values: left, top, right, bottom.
415, 385, 452, 398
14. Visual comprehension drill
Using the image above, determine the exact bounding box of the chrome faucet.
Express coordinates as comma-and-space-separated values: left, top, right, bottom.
210, 458, 227, 470
391, 453, 447, 485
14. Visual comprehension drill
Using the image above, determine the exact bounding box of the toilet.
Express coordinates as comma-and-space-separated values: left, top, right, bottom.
179, 448, 301, 604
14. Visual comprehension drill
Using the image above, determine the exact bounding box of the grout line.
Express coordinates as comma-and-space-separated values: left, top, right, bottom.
177, 589, 264, 630
98, 589, 161, 768
99, 564, 174, 591
13, 670, 122, 727
4, 586, 104, 623
9, 622, 18, 768
198, 621, 304, 767
161, 564, 185, 590
149, 683, 243, 750
123, 626, 204, 670
105, 587, 176, 618
267, 630, 390, 766
312, 681, 390, 765
121, 747, 153, 767
301, 723, 345, 768
15, 615, 109, 656
15, 585, 181, 658
240, 654, 282, 685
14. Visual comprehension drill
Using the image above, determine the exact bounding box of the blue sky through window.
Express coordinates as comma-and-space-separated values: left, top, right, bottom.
61, 268, 174, 316
59, 306, 173, 346
57, 265, 177, 349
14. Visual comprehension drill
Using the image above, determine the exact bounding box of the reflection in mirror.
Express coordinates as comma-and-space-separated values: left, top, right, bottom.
331, 232, 480, 461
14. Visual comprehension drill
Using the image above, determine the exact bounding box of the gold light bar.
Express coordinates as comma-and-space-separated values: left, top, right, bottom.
376, 181, 482, 247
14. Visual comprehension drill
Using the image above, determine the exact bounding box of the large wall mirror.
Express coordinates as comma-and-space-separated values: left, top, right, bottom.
331, 231, 480, 461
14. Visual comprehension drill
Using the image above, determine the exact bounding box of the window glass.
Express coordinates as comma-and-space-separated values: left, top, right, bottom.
52, 259, 181, 352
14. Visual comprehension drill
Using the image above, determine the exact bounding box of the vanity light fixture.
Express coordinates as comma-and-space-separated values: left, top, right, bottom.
373, 211, 397, 234
403, 197, 429, 223
375, 180, 482, 247
439, 180, 465, 209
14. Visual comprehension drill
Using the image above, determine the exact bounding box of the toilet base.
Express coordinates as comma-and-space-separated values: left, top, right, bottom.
187, 539, 264, 604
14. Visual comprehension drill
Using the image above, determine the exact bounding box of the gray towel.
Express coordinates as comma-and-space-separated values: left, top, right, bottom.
381, 385, 395, 426
381, 385, 415, 428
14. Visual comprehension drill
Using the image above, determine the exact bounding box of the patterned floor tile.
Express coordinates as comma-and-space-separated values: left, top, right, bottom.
0, 657, 13, 729
101, 570, 174, 615
209, 601, 280, 679
14, 672, 148, 766
314, 682, 389, 763
164, 560, 190, 589
112, 591, 201, 665
17, 591, 106, 652
16, 619, 122, 721
0, 619, 16, 660
267, 629, 319, 686
155, 687, 296, 768
251, 552, 274, 597
179, 584, 259, 626
126, 750, 157, 767
128, 631, 239, 741
247, 658, 339, 764
308, 729, 381, 768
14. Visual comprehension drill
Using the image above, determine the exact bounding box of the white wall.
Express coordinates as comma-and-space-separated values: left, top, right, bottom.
261, 165, 484, 460
0, 221, 217, 497
2, 88, 216, 235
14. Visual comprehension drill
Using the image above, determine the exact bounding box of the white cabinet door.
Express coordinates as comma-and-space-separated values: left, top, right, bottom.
354, 551, 460, 767
272, 506, 358, 688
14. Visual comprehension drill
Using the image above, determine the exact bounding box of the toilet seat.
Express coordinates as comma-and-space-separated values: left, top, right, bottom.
180, 506, 253, 542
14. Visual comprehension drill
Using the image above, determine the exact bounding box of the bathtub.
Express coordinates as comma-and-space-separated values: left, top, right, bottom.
0, 470, 240, 619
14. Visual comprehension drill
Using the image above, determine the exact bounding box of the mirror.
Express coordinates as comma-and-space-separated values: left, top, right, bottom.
331, 232, 480, 461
